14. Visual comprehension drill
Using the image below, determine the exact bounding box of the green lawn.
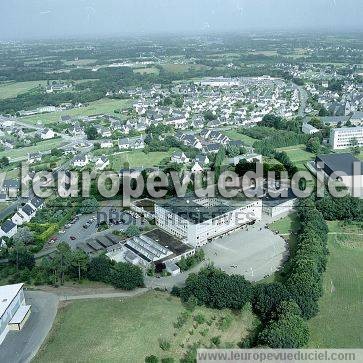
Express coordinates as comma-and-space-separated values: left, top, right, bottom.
111, 149, 177, 170
276, 144, 315, 170
0, 81, 47, 99
0, 139, 65, 160
224, 130, 257, 147
308, 222, 363, 348
19, 98, 132, 126
35, 292, 258, 363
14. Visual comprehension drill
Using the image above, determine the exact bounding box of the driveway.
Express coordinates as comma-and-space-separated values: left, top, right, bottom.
0, 291, 58, 363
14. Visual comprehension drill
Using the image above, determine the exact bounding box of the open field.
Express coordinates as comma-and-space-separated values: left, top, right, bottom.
276, 144, 315, 170
133, 67, 160, 75
0, 139, 65, 160
0, 81, 47, 99
308, 221, 363, 348
19, 98, 132, 126
161, 63, 209, 73
223, 130, 257, 146
111, 149, 177, 170
35, 291, 258, 363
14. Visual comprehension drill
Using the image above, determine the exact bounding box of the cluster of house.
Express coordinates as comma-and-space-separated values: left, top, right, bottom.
0, 197, 44, 243
129, 77, 300, 130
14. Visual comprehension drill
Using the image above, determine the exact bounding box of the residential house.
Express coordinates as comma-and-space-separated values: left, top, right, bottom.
39, 128, 55, 140
12, 204, 36, 226
27, 152, 42, 164
171, 151, 189, 164
0, 220, 18, 238
73, 155, 89, 168
100, 140, 114, 149
95, 156, 110, 171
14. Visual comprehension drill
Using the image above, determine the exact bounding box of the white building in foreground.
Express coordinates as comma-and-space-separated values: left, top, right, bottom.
330, 126, 363, 150
0, 283, 31, 344
155, 197, 262, 247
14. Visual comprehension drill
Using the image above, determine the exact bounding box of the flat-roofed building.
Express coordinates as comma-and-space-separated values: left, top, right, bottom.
155, 197, 262, 247
0, 283, 31, 344
330, 126, 363, 150
315, 153, 363, 197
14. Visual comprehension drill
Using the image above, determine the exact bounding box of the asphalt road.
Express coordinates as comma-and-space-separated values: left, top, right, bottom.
0, 291, 58, 363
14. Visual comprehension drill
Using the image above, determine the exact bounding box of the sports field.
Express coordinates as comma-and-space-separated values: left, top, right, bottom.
34, 292, 258, 362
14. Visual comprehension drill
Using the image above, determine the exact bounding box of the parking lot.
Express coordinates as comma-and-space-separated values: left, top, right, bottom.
48, 206, 144, 249
204, 219, 288, 281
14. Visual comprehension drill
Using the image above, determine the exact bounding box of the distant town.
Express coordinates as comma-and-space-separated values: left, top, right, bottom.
0, 31, 362, 363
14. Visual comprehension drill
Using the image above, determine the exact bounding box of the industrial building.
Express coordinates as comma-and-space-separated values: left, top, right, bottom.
155, 197, 262, 247
0, 283, 31, 345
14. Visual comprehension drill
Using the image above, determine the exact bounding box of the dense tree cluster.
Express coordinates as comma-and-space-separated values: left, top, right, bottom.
316, 194, 363, 221
178, 265, 252, 310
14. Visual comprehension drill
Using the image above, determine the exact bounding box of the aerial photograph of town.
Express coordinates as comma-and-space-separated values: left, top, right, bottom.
0, 1, 362, 362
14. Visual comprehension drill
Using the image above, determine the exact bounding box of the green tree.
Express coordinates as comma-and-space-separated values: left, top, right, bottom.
125, 224, 141, 237
85, 125, 98, 140
110, 262, 144, 290
13, 227, 34, 245
8, 242, 35, 271
79, 197, 99, 214
306, 137, 321, 154
72, 250, 89, 281
88, 255, 112, 282
258, 313, 309, 348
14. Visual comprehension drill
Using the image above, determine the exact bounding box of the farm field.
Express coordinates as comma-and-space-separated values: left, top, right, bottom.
19, 98, 132, 126
308, 220, 363, 348
34, 292, 258, 363
0, 139, 65, 160
276, 144, 315, 170
0, 81, 47, 99
223, 130, 257, 146
111, 149, 177, 170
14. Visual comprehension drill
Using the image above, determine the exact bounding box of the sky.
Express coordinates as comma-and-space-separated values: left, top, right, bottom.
0, 0, 362, 40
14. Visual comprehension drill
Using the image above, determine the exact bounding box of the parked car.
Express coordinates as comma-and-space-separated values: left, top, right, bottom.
70, 236, 76, 240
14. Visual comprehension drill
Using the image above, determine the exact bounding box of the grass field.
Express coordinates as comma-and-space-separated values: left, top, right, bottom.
111, 149, 177, 170
276, 144, 315, 170
35, 292, 258, 363
19, 98, 132, 126
162, 63, 209, 73
0, 81, 47, 99
308, 221, 363, 348
223, 130, 257, 146
0, 139, 64, 160
133, 67, 160, 75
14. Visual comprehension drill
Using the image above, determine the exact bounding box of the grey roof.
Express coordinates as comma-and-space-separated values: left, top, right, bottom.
1, 219, 16, 233
21, 204, 35, 217
158, 197, 233, 224
316, 153, 363, 176
30, 197, 44, 209
3, 179, 20, 188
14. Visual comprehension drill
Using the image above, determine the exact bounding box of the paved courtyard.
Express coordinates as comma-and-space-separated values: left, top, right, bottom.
204, 219, 288, 281
0, 291, 58, 363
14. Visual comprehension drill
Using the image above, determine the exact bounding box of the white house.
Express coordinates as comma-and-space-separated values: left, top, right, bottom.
74, 154, 89, 168
191, 162, 204, 173
171, 151, 189, 164
12, 204, 36, 226
39, 128, 55, 140
0, 283, 31, 345
0, 220, 18, 238
95, 156, 110, 171
100, 140, 114, 148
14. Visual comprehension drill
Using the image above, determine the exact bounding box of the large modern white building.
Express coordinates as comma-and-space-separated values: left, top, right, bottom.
155, 197, 262, 247
0, 283, 31, 344
330, 126, 363, 150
